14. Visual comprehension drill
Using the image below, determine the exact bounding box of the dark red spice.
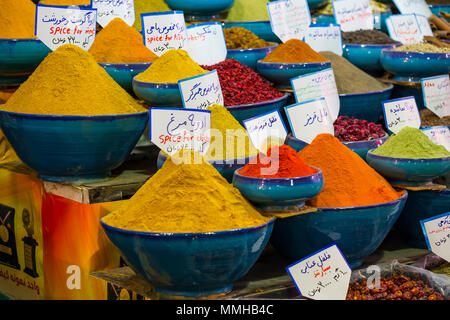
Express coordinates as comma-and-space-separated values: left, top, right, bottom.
346, 274, 446, 300
238, 144, 317, 178
334, 115, 386, 142
201, 59, 284, 106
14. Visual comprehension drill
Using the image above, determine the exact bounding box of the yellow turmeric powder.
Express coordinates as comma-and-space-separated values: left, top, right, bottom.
89, 18, 158, 64
102, 149, 270, 233
2, 44, 147, 116
132, 0, 171, 30
0, 0, 36, 39
135, 49, 208, 83
0, 130, 20, 165
39, 0, 91, 5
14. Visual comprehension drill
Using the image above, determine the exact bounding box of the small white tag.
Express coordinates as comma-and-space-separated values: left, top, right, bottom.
178, 70, 224, 110
91, 0, 135, 27
284, 98, 335, 144
185, 22, 227, 66
286, 244, 352, 300
415, 14, 433, 37
332, 0, 374, 32
243, 110, 288, 151
421, 126, 450, 152
149, 108, 211, 155
382, 96, 421, 134
421, 213, 450, 263
35, 5, 97, 51
393, 0, 432, 18
421, 74, 450, 118
141, 11, 187, 56
386, 14, 423, 44
304, 24, 343, 56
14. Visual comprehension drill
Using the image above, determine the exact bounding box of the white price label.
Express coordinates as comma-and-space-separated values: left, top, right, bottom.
286, 244, 352, 300
92, 0, 135, 27
178, 70, 223, 110
267, 0, 312, 43
383, 96, 421, 134
185, 22, 227, 66
415, 14, 433, 37
141, 11, 187, 56
421, 126, 450, 152
386, 14, 423, 44
243, 110, 288, 151
291, 68, 340, 121
35, 5, 97, 51
332, 0, 374, 32
304, 24, 343, 56
421, 213, 450, 263
393, 0, 432, 18
284, 98, 335, 144
149, 108, 211, 155
421, 75, 450, 118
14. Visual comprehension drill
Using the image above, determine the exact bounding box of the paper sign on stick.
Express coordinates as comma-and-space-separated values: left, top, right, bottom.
304, 24, 343, 56
421, 213, 450, 263
178, 70, 224, 110
185, 22, 227, 66
421, 126, 450, 152
382, 96, 421, 134
332, 0, 374, 32
386, 14, 423, 44
243, 110, 288, 151
421, 74, 450, 119
92, 0, 135, 27
393, 0, 432, 18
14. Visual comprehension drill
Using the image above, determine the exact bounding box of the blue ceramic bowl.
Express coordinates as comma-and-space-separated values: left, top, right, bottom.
339, 85, 394, 123
270, 191, 408, 268
366, 150, 450, 185
429, 5, 450, 20
100, 217, 275, 298
0, 111, 148, 182
256, 61, 332, 88
285, 133, 390, 159
132, 78, 182, 108
312, 10, 391, 32
99, 62, 152, 94
307, 0, 329, 11
0, 39, 51, 86
165, 0, 235, 20
390, 81, 425, 110
343, 43, 401, 76
222, 21, 280, 43
380, 49, 450, 82
396, 187, 450, 249
232, 167, 324, 211
226, 93, 290, 126
157, 151, 256, 183
227, 43, 277, 70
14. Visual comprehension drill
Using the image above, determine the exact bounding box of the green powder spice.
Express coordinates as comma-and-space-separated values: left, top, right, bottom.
372, 127, 450, 159
226, 0, 270, 22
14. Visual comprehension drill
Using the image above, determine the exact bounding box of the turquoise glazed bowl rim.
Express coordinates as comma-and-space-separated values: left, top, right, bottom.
286, 132, 389, 146
233, 165, 322, 183
319, 190, 408, 211
223, 20, 271, 24
343, 43, 401, 49
256, 60, 331, 69
381, 49, 450, 59
226, 93, 289, 110
0, 109, 148, 120
366, 148, 450, 163
339, 84, 393, 98
132, 77, 178, 89
100, 216, 275, 238
99, 62, 153, 69
0, 38, 43, 42
227, 42, 278, 53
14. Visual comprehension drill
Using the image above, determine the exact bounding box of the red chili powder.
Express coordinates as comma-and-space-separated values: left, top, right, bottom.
238, 144, 317, 178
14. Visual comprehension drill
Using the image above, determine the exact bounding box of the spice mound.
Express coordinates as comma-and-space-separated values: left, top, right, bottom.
39, 0, 91, 4
334, 116, 387, 142
298, 134, 402, 207
224, 27, 272, 49
132, 0, 171, 30
342, 30, 399, 45
135, 49, 208, 83
102, 150, 270, 233
420, 108, 450, 126
393, 43, 450, 53
261, 39, 329, 63
202, 59, 284, 106
89, 18, 158, 64
239, 145, 317, 179
372, 126, 450, 159
1, 44, 146, 116
0, 0, 36, 39
226, 0, 270, 22
347, 274, 446, 300
205, 104, 258, 160
320, 51, 389, 94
